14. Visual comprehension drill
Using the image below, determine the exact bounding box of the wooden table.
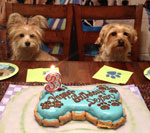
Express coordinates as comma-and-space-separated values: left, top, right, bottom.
0, 61, 150, 110
0, 61, 150, 84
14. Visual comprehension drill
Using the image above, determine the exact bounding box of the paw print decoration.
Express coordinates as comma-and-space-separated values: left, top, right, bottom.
44, 67, 61, 92
106, 71, 121, 79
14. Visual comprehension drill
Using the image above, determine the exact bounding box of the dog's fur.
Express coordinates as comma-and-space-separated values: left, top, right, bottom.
94, 23, 137, 62
7, 13, 58, 61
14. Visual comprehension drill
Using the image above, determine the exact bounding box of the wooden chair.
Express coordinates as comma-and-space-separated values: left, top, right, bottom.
0, 26, 7, 61
74, 4, 143, 61
6, 3, 73, 61
0, 42, 7, 61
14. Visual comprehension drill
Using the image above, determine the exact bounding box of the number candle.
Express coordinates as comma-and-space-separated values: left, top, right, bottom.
44, 65, 61, 92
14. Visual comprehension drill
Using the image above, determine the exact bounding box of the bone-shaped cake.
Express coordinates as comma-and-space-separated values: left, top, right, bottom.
34, 84, 126, 128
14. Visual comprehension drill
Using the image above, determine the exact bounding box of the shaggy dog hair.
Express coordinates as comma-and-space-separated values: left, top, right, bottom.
7, 13, 58, 61
94, 23, 137, 62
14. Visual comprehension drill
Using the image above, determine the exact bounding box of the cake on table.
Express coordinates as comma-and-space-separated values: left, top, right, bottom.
34, 84, 126, 129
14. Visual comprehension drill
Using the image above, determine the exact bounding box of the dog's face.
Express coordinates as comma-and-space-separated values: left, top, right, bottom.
95, 23, 137, 55
9, 24, 43, 52
7, 13, 48, 54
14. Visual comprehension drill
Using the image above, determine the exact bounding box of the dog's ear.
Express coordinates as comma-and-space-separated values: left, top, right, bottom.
125, 25, 138, 44
131, 28, 138, 43
95, 29, 104, 45
95, 24, 110, 45
95, 36, 101, 45
30, 15, 49, 29
7, 13, 25, 28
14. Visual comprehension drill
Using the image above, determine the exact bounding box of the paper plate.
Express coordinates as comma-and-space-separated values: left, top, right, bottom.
144, 67, 150, 80
0, 62, 19, 80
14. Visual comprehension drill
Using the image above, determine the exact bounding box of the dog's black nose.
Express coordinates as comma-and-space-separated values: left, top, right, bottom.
25, 42, 30, 47
118, 39, 124, 47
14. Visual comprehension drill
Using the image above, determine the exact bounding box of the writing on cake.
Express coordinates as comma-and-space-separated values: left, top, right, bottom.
34, 84, 126, 128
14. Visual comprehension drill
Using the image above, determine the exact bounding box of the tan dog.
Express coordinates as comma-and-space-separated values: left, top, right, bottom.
7, 13, 58, 61
94, 23, 137, 62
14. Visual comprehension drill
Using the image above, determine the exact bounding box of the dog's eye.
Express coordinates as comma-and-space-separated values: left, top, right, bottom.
30, 34, 35, 38
20, 34, 24, 38
111, 32, 117, 36
124, 32, 128, 36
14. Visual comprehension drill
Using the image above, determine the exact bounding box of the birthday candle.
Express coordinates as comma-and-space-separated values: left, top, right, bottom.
44, 65, 61, 92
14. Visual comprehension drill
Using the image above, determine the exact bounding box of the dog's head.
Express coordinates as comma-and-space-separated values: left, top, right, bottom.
7, 13, 49, 53
95, 23, 137, 55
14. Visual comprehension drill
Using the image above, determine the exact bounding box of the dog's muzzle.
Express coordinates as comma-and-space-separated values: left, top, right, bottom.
118, 39, 124, 47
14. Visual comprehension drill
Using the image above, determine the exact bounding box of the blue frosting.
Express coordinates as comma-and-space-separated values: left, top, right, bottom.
37, 84, 125, 123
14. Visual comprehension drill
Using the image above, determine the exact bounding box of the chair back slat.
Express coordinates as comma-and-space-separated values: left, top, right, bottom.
6, 4, 67, 19
80, 6, 137, 19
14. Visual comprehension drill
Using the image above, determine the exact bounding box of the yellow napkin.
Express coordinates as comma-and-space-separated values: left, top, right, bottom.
92, 65, 133, 84
26, 68, 59, 82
